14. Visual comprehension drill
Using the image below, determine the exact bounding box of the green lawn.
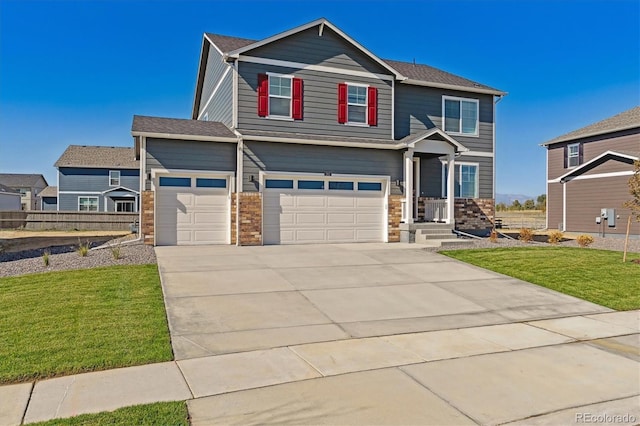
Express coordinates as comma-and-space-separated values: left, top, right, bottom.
441, 247, 640, 311
30, 401, 189, 426
0, 265, 173, 384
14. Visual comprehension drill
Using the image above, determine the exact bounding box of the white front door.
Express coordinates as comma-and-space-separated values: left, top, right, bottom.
262, 174, 387, 245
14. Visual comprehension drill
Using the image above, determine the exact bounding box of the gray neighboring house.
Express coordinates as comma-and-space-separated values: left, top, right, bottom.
0, 183, 21, 211
132, 18, 506, 246
0, 173, 48, 210
543, 106, 640, 237
55, 145, 140, 212
39, 186, 58, 211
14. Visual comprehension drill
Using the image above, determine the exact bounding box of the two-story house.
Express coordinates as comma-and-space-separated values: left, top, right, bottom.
543, 106, 639, 237
131, 18, 505, 246
55, 145, 140, 212
0, 173, 48, 210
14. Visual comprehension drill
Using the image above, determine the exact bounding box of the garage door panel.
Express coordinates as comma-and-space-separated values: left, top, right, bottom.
327, 213, 356, 224
355, 229, 382, 240
295, 229, 327, 242
295, 196, 327, 208
296, 212, 326, 224
326, 229, 356, 241
193, 212, 227, 225
356, 213, 383, 224
356, 197, 382, 207
194, 230, 227, 243
327, 196, 357, 208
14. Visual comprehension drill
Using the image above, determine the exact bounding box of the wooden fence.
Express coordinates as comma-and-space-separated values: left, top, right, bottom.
0, 211, 138, 231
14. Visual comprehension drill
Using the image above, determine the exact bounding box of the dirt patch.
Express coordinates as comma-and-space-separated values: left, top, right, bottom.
0, 230, 130, 253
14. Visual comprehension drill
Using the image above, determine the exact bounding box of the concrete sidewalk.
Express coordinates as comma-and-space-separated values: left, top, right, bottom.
2, 310, 638, 425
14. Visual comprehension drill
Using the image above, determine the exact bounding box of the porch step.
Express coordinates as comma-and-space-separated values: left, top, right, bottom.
412, 222, 455, 231
419, 238, 475, 248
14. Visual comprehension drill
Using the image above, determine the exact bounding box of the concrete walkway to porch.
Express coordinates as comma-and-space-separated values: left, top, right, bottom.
2, 243, 638, 425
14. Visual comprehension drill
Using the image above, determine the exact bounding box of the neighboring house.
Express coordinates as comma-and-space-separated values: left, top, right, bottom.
54, 146, 140, 212
0, 183, 21, 211
131, 18, 505, 246
0, 173, 48, 210
39, 186, 58, 211
542, 106, 640, 237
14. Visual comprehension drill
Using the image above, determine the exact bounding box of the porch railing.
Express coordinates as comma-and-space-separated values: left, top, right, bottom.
423, 199, 448, 222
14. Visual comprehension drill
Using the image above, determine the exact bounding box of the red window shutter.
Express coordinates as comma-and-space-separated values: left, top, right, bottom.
257, 74, 268, 117
367, 86, 378, 126
292, 78, 303, 120
563, 145, 568, 168
578, 143, 584, 165
337, 83, 347, 123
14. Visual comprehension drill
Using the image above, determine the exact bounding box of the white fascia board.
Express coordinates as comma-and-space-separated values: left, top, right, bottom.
242, 134, 400, 150
226, 18, 404, 80
564, 170, 634, 182
556, 150, 639, 182
131, 131, 238, 143
238, 55, 394, 81
405, 128, 470, 152
102, 186, 140, 195
541, 125, 640, 146
462, 151, 494, 158
401, 78, 507, 96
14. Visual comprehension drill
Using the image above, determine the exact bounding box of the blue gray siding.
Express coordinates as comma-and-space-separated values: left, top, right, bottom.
243, 141, 402, 195
394, 84, 494, 153
42, 197, 57, 211
199, 43, 233, 125
237, 62, 392, 138
58, 168, 139, 193
246, 27, 391, 75
145, 138, 236, 190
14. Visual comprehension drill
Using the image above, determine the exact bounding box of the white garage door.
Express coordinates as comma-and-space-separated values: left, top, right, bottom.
263, 176, 387, 245
156, 175, 230, 246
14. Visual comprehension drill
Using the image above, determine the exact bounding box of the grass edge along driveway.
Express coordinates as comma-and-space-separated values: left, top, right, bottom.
0, 264, 173, 385
441, 247, 640, 311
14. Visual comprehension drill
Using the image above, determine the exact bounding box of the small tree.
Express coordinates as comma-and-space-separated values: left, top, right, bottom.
536, 194, 547, 212
523, 199, 535, 210
496, 202, 507, 212
625, 160, 640, 221
511, 199, 522, 211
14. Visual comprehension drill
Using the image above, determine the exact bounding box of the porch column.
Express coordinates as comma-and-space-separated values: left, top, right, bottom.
446, 154, 455, 225
403, 149, 414, 224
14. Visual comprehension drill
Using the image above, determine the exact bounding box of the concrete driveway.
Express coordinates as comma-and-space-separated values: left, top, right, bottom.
155, 244, 640, 425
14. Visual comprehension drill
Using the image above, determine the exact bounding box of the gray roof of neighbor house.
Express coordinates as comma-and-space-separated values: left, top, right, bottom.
203, 32, 504, 95
542, 106, 640, 146
0, 173, 48, 188
39, 186, 58, 197
55, 146, 139, 169
132, 115, 237, 140
0, 183, 20, 194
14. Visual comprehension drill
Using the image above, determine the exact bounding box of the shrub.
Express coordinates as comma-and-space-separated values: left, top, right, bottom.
42, 251, 50, 266
110, 243, 122, 260
518, 228, 534, 243
547, 231, 564, 245
576, 234, 594, 248
489, 229, 498, 243
77, 240, 90, 257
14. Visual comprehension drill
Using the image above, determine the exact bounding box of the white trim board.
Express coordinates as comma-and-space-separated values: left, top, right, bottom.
237, 55, 394, 81
131, 131, 237, 143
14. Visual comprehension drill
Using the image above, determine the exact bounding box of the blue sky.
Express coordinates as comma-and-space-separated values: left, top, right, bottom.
1, 0, 638, 197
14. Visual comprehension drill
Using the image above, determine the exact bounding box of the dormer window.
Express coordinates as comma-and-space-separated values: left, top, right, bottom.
109, 170, 120, 186
443, 96, 479, 136
257, 73, 303, 120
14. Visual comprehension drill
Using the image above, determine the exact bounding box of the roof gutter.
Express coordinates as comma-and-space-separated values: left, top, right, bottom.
131, 131, 238, 143
540, 125, 640, 146
401, 78, 507, 96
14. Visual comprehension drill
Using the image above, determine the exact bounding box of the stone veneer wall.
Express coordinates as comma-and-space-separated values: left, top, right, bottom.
230, 193, 237, 245
454, 198, 495, 231
388, 195, 402, 242
238, 192, 262, 245
141, 190, 154, 245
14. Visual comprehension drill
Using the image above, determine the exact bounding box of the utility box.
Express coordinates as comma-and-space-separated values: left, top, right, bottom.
606, 208, 615, 227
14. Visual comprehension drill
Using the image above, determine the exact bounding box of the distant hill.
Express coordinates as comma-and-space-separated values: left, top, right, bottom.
496, 193, 536, 205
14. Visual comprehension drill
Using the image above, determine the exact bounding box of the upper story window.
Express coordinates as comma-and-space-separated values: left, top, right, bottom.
566, 143, 582, 168
338, 83, 377, 126
109, 170, 120, 186
443, 96, 479, 136
257, 73, 303, 120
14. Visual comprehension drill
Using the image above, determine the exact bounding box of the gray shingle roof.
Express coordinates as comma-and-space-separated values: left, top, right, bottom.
203, 34, 503, 95
39, 186, 58, 197
0, 183, 20, 194
54, 146, 139, 169
543, 106, 640, 146
132, 115, 236, 139
0, 174, 47, 188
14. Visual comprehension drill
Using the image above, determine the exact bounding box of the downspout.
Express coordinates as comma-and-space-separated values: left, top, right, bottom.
492, 95, 504, 202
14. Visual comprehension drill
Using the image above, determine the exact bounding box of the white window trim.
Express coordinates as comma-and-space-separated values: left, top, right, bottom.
115, 199, 136, 212
78, 196, 99, 212
442, 95, 479, 137
109, 170, 120, 187
345, 82, 370, 127
567, 143, 580, 168
266, 72, 294, 120
441, 161, 480, 198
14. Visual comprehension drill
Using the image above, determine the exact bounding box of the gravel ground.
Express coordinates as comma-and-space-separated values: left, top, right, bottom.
0, 241, 156, 278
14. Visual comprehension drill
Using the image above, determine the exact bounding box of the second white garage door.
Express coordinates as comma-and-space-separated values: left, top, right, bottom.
263, 175, 387, 245
155, 175, 230, 246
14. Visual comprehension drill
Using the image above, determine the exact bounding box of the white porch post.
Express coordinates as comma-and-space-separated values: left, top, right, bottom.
404, 149, 414, 224
446, 154, 455, 225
